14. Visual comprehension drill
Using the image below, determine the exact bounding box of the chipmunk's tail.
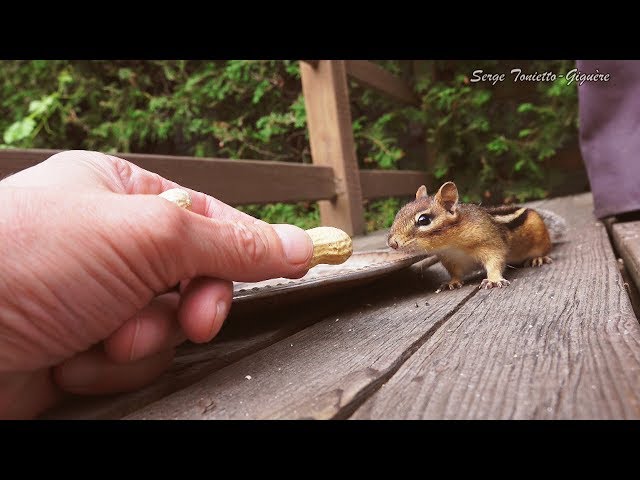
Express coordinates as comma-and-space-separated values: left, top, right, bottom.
486, 205, 567, 243
535, 208, 568, 243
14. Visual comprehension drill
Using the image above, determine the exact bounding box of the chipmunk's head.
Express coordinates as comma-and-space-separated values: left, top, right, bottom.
387, 182, 460, 253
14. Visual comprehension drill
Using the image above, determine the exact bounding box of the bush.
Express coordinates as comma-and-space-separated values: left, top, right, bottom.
0, 60, 579, 230
408, 60, 579, 203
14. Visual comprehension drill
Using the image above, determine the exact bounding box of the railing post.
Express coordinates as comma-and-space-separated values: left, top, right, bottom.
300, 60, 365, 236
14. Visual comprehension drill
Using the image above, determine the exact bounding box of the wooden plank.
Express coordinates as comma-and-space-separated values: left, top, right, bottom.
359, 169, 428, 200
124, 261, 471, 420
353, 193, 640, 419
41, 286, 362, 419
611, 221, 640, 315
345, 60, 417, 105
0, 148, 336, 205
612, 221, 640, 295
300, 60, 365, 236
615, 257, 640, 319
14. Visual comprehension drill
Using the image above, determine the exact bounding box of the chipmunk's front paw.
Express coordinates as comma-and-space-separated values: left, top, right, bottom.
479, 278, 510, 289
436, 280, 464, 293
525, 256, 553, 267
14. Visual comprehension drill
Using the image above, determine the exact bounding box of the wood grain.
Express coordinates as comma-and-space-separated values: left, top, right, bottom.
353, 194, 640, 419
345, 60, 417, 105
124, 263, 474, 419
0, 149, 336, 205
359, 170, 428, 200
300, 60, 365, 236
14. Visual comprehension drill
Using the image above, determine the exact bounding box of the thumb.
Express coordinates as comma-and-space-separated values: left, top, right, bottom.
144, 195, 314, 284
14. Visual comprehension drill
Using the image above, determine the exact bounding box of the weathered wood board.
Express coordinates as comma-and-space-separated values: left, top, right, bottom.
353, 194, 640, 419
125, 262, 473, 419
612, 221, 640, 297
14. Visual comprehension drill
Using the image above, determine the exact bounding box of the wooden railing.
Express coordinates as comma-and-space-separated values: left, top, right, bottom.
0, 61, 426, 236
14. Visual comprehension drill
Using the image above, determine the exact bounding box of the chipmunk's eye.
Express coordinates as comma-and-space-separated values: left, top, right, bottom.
416, 214, 431, 226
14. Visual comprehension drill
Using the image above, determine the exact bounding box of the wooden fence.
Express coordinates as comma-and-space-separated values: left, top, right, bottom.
0, 60, 427, 236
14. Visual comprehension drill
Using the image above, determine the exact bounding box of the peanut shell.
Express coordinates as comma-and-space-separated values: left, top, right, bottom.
158, 188, 192, 210
306, 226, 353, 267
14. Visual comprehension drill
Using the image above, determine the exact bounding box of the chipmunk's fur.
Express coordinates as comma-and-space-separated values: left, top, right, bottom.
387, 182, 567, 291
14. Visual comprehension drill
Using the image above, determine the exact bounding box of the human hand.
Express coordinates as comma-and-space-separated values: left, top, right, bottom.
0, 150, 313, 418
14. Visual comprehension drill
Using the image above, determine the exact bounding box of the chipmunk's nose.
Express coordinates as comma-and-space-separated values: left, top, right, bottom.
387, 234, 399, 250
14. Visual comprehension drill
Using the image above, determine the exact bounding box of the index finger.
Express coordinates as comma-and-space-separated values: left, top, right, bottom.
107, 154, 267, 225
2, 150, 266, 225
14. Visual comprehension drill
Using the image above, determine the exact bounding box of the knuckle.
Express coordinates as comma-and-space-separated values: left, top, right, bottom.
138, 199, 190, 284
47, 149, 108, 165
231, 223, 269, 266
146, 199, 188, 254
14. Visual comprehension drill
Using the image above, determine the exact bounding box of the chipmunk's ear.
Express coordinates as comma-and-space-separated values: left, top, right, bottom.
415, 185, 428, 200
435, 181, 458, 213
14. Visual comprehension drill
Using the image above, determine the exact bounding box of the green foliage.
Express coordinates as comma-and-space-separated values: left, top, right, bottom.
238, 202, 320, 230
364, 198, 404, 232
409, 60, 579, 203
1, 61, 306, 159
1, 60, 579, 230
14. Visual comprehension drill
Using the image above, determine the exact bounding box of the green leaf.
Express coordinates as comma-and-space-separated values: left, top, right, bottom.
434, 164, 448, 179
252, 80, 269, 104
284, 62, 301, 78
469, 117, 490, 132
3, 118, 36, 144
290, 95, 306, 128
517, 102, 535, 113
538, 146, 556, 160
57, 71, 73, 87
28, 95, 56, 116
546, 78, 575, 98
118, 68, 133, 80
28, 100, 45, 115
518, 128, 533, 138
149, 96, 169, 111
472, 90, 491, 106
486, 136, 509, 154
194, 143, 206, 157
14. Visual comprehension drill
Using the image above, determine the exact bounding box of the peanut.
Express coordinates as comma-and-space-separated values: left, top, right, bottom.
157, 189, 353, 268
306, 226, 353, 267
158, 188, 192, 210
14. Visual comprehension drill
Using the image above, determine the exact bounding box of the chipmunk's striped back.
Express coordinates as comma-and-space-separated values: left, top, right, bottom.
486, 205, 567, 243
486, 206, 530, 230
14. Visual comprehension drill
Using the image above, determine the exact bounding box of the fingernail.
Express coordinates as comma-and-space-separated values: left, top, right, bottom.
272, 224, 313, 266
58, 361, 96, 388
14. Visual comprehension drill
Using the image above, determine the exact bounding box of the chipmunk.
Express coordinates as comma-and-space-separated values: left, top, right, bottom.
387, 182, 567, 292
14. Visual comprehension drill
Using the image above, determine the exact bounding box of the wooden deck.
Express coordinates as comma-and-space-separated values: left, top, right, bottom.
42, 192, 640, 419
